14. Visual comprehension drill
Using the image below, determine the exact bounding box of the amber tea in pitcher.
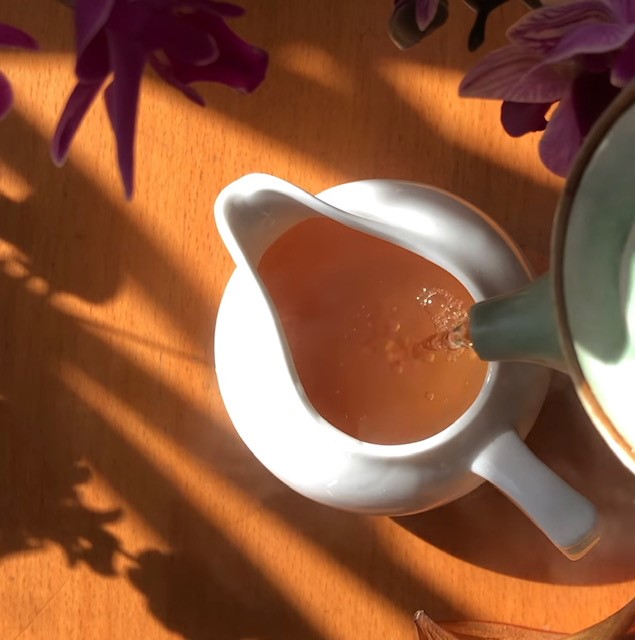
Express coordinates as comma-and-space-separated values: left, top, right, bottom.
258, 217, 488, 445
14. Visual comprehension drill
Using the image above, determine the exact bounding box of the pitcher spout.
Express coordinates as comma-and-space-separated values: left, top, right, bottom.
214, 173, 322, 270
469, 275, 567, 372
214, 173, 398, 273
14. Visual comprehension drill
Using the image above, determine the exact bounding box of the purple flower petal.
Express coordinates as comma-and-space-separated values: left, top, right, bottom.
512, 63, 572, 101
142, 12, 219, 65
501, 101, 551, 137
76, 28, 111, 82
0, 71, 14, 120
611, 0, 635, 23
416, 0, 441, 32
544, 22, 635, 64
612, 33, 635, 85
459, 46, 538, 97
165, 36, 217, 67
183, 0, 246, 18
0, 23, 39, 50
107, 1, 153, 38
105, 32, 148, 199
507, 0, 615, 55
571, 70, 620, 135
51, 80, 105, 165
75, 0, 116, 57
459, 45, 568, 102
148, 54, 206, 105
171, 12, 268, 93
539, 93, 582, 177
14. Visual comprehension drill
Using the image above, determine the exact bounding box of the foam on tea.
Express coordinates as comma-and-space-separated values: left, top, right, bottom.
258, 218, 487, 445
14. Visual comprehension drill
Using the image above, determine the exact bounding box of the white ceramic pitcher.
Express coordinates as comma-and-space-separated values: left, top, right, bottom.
214, 173, 599, 559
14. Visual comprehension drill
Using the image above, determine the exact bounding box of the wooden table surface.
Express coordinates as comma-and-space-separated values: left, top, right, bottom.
0, 1, 633, 639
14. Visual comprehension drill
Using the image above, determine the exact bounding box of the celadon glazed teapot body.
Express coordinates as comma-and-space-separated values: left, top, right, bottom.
470, 81, 635, 475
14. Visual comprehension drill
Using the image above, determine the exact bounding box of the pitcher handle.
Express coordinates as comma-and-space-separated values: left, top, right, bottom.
471, 430, 600, 560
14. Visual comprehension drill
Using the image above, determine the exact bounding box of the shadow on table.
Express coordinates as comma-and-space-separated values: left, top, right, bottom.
127, 549, 323, 640
0, 402, 123, 576
395, 374, 635, 585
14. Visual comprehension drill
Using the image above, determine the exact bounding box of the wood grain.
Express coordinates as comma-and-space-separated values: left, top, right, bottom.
0, 1, 633, 639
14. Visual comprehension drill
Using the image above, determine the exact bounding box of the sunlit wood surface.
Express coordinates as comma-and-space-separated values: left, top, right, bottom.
0, 1, 633, 639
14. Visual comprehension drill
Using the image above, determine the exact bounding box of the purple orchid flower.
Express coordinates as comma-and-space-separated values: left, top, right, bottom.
51, 0, 268, 198
459, 0, 635, 177
0, 24, 39, 120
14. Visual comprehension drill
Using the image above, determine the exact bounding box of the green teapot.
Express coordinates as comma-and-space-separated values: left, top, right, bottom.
470, 81, 635, 474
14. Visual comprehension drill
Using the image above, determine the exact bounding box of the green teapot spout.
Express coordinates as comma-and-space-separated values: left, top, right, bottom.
469, 275, 567, 372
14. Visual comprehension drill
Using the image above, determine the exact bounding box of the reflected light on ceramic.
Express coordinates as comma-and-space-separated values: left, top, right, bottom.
322, 181, 440, 239
57, 361, 415, 638
376, 59, 562, 190
274, 42, 353, 94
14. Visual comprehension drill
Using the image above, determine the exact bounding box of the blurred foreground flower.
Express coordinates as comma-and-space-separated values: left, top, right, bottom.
414, 597, 635, 640
459, 0, 635, 176
51, 0, 268, 198
0, 24, 39, 119
389, 0, 540, 51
